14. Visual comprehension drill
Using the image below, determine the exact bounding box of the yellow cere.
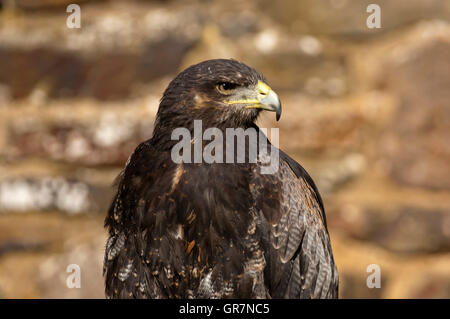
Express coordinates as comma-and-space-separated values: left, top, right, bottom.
257, 80, 271, 95
244, 104, 264, 109
225, 99, 260, 105
224, 81, 272, 106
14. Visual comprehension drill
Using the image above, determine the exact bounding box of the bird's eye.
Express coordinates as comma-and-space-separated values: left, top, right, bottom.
216, 82, 237, 94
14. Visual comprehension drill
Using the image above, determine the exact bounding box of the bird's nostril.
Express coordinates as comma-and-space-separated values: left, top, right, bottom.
257, 81, 272, 96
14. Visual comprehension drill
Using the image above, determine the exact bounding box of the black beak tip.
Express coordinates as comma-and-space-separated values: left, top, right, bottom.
276, 104, 282, 121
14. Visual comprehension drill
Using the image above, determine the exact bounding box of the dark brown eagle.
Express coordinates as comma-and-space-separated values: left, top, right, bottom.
103, 59, 339, 298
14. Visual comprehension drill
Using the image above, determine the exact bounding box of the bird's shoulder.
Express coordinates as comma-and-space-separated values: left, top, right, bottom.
251, 149, 338, 298
278, 149, 326, 226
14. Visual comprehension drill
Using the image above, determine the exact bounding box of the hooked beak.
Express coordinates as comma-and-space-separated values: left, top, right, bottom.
224, 80, 282, 121
253, 81, 282, 121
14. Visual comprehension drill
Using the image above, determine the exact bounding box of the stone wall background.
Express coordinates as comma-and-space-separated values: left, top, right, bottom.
0, 0, 449, 298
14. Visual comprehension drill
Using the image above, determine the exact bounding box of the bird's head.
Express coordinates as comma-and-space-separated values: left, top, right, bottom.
156, 59, 282, 130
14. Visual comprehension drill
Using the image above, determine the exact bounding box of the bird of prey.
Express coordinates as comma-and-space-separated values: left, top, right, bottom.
103, 59, 339, 299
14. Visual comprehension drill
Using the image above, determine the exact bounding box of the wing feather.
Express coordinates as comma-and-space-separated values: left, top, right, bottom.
257, 149, 339, 298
